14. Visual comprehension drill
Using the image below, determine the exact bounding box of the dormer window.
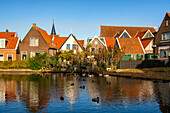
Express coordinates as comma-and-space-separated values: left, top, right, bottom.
0, 39, 5, 48
166, 20, 168, 26
119, 30, 131, 38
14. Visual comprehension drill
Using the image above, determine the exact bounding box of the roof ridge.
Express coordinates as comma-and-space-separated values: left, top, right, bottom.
100, 25, 155, 28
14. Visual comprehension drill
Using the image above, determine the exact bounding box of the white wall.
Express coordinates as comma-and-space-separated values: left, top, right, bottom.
60, 35, 83, 54
145, 40, 153, 51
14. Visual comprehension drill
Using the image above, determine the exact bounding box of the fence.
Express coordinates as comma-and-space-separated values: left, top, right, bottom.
119, 60, 170, 69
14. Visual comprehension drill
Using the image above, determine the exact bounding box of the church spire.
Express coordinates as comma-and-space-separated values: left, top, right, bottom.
51, 20, 56, 35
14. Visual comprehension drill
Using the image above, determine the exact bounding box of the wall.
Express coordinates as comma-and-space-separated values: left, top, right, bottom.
120, 60, 170, 69
19, 27, 49, 60
0, 50, 16, 61
61, 35, 83, 54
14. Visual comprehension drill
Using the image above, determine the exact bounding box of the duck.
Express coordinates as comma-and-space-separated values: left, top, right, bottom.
92, 97, 99, 103
80, 85, 85, 89
99, 74, 102, 76
88, 74, 94, 77
107, 81, 111, 84
71, 83, 74, 86
60, 96, 64, 100
82, 73, 86, 76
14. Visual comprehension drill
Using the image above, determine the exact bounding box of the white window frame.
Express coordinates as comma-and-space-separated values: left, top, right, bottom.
7, 54, 13, 61
166, 20, 168, 26
30, 38, 39, 46
161, 32, 170, 40
0, 54, 4, 61
0, 39, 6, 48
119, 30, 131, 38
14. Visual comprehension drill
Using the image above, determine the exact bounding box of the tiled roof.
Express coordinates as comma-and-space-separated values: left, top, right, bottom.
167, 12, 170, 17
135, 31, 146, 39
105, 38, 116, 51
53, 36, 68, 49
100, 26, 156, 38
78, 40, 85, 48
141, 38, 153, 49
0, 32, 16, 39
117, 38, 144, 54
0, 37, 19, 50
36, 27, 54, 48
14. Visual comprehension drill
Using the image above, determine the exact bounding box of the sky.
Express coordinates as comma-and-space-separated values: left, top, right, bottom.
0, 0, 170, 42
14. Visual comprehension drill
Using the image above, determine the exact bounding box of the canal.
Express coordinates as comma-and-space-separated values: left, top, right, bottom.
0, 73, 169, 113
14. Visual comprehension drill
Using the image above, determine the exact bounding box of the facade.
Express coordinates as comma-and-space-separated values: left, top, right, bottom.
19, 24, 57, 60
154, 12, 170, 59
0, 29, 20, 61
87, 36, 107, 54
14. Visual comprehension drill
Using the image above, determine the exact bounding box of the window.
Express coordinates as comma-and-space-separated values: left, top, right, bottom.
72, 44, 76, 50
162, 32, 170, 40
67, 44, 70, 49
95, 40, 98, 45
120, 32, 130, 38
160, 49, 167, 58
143, 31, 153, 39
0, 40, 5, 48
7, 54, 13, 61
0, 54, 4, 61
30, 38, 38, 46
21, 51, 27, 60
166, 20, 168, 26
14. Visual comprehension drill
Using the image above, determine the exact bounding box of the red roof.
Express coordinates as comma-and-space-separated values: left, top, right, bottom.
100, 26, 156, 38
167, 12, 170, 17
36, 27, 54, 48
141, 38, 153, 49
53, 36, 68, 49
135, 31, 146, 39
0, 31, 19, 50
0, 37, 19, 50
0, 32, 16, 39
117, 38, 144, 54
105, 38, 116, 51
78, 40, 85, 48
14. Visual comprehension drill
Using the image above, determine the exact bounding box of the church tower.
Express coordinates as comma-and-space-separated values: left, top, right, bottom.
51, 21, 56, 35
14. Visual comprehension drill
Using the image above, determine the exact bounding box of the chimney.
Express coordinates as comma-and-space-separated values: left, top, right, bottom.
32, 23, 36, 28
6, 29, 8, 33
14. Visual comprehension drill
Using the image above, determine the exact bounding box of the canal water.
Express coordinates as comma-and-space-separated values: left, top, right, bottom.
0, 73, 169, 113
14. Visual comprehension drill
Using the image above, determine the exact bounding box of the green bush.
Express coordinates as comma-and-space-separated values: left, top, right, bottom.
129, 57, 135, 60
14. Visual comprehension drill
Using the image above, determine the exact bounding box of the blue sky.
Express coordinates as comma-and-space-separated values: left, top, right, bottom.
0, 0, 170, 41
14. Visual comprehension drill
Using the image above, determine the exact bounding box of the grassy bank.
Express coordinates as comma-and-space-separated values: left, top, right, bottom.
105, 67, 170, 81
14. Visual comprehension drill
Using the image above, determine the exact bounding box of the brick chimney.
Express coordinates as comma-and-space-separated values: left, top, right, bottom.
32, 23, 36, 28
6, 29, 8, 33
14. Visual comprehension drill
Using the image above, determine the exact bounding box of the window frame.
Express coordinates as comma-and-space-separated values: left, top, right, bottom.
0, 39, 6, 48
72, 44, 76, 50
0, 54, 4, 61
7, 54, 13, 61
161, 32, 170, 40
166, 20, 168, 27
66, 44, 70, 49
30, 37, 39, 46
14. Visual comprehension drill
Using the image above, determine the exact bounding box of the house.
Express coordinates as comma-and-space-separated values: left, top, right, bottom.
115, 38, 145, 60
154, 12, 170, 59
87, 36, 107, 54
0, 29, 20, 61
19, 23, 57, 60
100, 26, 156, 53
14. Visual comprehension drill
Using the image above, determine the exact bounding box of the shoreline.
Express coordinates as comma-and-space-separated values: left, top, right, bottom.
0, 68, 170, 82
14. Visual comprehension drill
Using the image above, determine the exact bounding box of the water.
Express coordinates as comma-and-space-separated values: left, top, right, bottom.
0, 73, 169, 113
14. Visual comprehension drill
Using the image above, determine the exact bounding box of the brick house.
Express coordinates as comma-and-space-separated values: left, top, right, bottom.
87, 36, 107, 54
19, 24, 57, 60
0, 29, 20, 61
154, 12, 170, 59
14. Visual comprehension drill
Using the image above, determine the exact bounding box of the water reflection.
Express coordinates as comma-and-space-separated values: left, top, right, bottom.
0, 73, 169, 113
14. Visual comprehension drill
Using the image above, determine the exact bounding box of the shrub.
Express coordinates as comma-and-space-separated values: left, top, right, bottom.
129, 57, 135, 60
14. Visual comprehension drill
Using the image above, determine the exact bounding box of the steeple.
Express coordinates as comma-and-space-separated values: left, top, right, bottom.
51, 20, 56, 35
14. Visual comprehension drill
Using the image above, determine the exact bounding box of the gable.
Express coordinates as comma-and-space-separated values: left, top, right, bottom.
142, 30, 154, 39
21, 27, 49, 48
119, 31, 131, 38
